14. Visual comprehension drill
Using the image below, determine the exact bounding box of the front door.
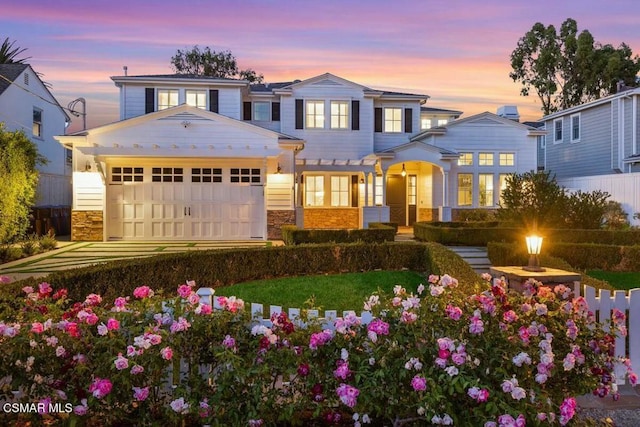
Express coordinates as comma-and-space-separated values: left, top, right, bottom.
387, 174, 406, 226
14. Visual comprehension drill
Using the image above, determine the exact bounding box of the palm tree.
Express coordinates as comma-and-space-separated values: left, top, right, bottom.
0, 37, 30, 64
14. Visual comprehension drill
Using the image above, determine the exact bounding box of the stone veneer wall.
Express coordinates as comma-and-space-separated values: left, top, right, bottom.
303, 208, 359, 229
267, 210, 296, 240
71, 210, 103, 241
418, 208, 438, 222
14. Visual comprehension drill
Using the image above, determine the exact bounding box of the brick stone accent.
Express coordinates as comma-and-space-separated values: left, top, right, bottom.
303, 208, 359, 229
267, 210, 296, 240
418, 208, 438, 222
71, 210, 103, 241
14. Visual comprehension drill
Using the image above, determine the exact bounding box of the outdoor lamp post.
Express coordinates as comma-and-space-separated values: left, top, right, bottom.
523, 235, 546, 272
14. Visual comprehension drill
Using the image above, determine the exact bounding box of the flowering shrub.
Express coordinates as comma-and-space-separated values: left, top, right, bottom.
0, 274, 636, 426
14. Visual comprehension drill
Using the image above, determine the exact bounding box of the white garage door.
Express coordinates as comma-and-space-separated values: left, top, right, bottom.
107, 165, 264, 240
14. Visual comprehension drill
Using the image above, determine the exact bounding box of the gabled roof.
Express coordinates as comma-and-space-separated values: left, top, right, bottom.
0, 63, 29, 96
420, 106, 463, 117
542, 87, 640, 121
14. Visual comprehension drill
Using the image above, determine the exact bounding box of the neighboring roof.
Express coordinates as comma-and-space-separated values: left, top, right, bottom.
542, 87, 640, 121
420, 106, 463, 116
250, 82, 294, 93
0, 63, 29, 96
522, 121, 545, 129
111, 74, 248, 87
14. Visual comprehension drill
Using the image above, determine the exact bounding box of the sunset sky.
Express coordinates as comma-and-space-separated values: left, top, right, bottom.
3, 0, 639, 133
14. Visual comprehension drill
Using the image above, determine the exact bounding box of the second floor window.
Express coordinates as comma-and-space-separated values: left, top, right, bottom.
186, 90, 206, 109
306, 101, 324, 129
458, 153, 473, 166
330, 101, 349, 129
33, 108, 42, 138
554, 118, 563, 142
384, 108, 402, 132
571, 114, 580, 142
479, 153, 494, 166
437, 119, 448, 127
158, 89, 179, 110
253, 102, 270, 121
421, 119, 431, 130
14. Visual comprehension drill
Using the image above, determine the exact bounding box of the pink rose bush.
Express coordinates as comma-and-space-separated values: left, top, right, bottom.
0, 275, 636, 425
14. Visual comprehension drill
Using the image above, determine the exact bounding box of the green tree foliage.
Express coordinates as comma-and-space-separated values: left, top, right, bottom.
0, 37, 30, 64
0, 125, 44, 243
498, 171, 613, 230
510, 18, 640, 115
170, 46, 263, 83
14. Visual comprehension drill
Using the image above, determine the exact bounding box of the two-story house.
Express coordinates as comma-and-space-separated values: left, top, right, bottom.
0, 64, 72, 229
56, 72, 542, 241
538, 86, 640, 225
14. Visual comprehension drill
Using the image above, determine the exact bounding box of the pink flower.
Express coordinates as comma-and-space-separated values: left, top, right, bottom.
401, 311, 417, 324
160, 346, 173, 360
113, 296, 128, 311
84, 293, 102, 306
196, 303, 212, 315
445, 304, 462, 320
133, 286, 153, 299
411, 375, 427, 391
559, 397, 577, 425
170, 397, 190, 414
170, 317, 191, 333
367, 319, 389, 335
336, 383, 359, 408
222, 334, 236, 350
334, 361, 351, 380
114, 353, 129, 370
97, 323, 108, 336
89, 377, 113, 399
31, 322, 44, 334
133, 386, 149, 401
309, 330, 333, 350
106, 318, 119, 331
38, 282, 52, 297
177, 283, 193, 298
73, 399, 88, 416
297, 363, 310, 377
503, 310, 518, 323
130, 365, 144, 375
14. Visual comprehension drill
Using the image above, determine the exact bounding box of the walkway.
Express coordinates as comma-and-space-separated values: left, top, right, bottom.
0, 240, 272, 283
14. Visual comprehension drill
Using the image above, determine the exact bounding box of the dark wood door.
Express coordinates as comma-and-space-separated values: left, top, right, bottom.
387, 174, 406, 226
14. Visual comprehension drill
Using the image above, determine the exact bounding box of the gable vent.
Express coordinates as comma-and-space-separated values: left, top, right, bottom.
24, 72, 29, 85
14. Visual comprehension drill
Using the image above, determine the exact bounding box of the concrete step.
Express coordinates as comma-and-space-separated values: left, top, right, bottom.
446, 246, 491, 275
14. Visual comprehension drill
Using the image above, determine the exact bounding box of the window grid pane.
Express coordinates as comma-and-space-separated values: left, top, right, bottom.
479, 174, 494, 207
457, 174, 473, 206
330, 101, 349, 129
254, 102, 270, 121
384, 108, 402, 132
305, 176, 324, 206
306, 101, 325, 128
158, 90, 179, 110
479, 153, 494, 166
331, 176, 349, 207
499, 153, 515, 166
186, 90, 206, 109
458, 153, 473, 166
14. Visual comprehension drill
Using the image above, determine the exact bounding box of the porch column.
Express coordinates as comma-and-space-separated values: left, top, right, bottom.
363, 172, 369, 207
442, 170, 449, 206
381, 170, 387, 206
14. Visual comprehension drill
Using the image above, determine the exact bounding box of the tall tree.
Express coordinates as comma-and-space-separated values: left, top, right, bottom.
510, 19, 640, 115
170, 46, 263, 83
0, 37, 30, 64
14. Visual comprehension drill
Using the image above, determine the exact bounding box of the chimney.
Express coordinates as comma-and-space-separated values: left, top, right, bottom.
497, 105, 520, 122
123, 65, 128, 76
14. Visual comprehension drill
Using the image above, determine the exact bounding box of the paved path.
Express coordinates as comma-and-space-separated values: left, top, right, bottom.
0, 240, 273, 283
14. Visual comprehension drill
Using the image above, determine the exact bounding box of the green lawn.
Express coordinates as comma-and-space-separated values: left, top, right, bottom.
215, 270, 426, 313
586, 271, 640, 291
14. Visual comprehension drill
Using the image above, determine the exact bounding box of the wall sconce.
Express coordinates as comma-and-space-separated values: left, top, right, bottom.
523, 235, 546, 272
401, 163, 407, 177
181, 120, 191, 128
276, 163, 282, 174
360, 178, 365, 184
84, 161, 92, 171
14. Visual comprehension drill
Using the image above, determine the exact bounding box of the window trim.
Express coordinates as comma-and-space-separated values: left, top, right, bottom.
157, 89, 179, 110
499, 152, 515, 166
383, 107, 402, 133
553, 118, 563, 144
305, 175, 325, 206
305, 100, 325, 129
570, 113, 581, 143
330, 101, 349, 130
457, 173, 473, 207
330, 175, 350, 207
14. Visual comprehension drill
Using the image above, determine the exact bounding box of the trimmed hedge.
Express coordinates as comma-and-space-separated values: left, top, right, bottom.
486, 242, 613, 291
281, 224, 396, 245
1, 242, 481, 306
414, 222, 640, 247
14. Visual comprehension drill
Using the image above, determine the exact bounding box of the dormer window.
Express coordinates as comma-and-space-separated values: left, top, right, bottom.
384, 108, 402, 133
253, 102, 270, 121
306, 101, 325, 129
330, 101, 349, 129
158, 89, 179, 110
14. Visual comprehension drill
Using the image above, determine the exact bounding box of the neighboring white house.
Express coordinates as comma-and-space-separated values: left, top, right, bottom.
0, 63, 72, 233
538, 86, 640, 225
55, 72, 541, 241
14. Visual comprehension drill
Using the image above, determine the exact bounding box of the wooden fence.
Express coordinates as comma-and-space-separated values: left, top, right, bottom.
197, 285, 640, 385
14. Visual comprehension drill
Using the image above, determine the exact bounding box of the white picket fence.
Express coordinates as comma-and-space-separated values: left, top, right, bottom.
197, 284, 640, 385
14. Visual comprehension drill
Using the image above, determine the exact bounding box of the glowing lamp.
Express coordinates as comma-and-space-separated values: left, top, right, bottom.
401, 163, 406, 177
523, 235, 546, 272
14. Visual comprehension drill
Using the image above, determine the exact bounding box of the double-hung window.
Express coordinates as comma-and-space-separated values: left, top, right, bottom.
553, 118, 563, 143
330, 101, 349, 129
305, 176, 324, 206
158, 89, 179, 110
499, 153, 515, 166
437, 119, 448, 127
253, 102, 270, 121
384, 108, 402, 132
330, 176, 349, 206
306, 101, 325, 129
186, 90, 206, 109
421, 119, 431, 130
33, 108, 42, 138
570, 113, 580, 142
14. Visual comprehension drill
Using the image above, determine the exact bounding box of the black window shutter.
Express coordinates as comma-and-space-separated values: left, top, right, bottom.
374, 107, 383, 133
404, 108, 413, 133
145, 88, 155, 113
243, 102, 252, 121
295, 99, 304, 129
209, 90, 219, 113
351, 175, 359, 207
272, 102, 280, 122
351, 100, 360, 130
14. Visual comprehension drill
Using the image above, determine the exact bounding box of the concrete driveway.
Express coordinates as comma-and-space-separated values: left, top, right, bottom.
0, 240, 274, 283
